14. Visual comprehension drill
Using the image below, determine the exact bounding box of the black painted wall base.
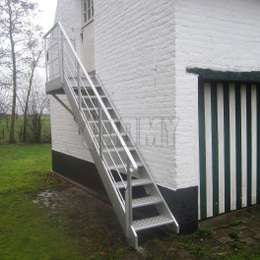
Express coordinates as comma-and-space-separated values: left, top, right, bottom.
159, 186, 198, 234
52, 150, 199, 234
52, 150, 108, 200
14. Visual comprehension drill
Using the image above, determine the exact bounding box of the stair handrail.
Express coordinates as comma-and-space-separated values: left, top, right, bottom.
44, 22, 138, 172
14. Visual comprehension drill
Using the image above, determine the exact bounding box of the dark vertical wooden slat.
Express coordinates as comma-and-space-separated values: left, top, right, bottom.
198, 78, 207, 219
257, 85, 260, 204
223, 82, 231, 212
246, 84, 252, 206
235, 83, 242, 209
211, 82, 219, 216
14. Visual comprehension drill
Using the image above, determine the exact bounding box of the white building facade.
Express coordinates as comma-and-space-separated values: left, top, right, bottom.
48, 0, 260, 236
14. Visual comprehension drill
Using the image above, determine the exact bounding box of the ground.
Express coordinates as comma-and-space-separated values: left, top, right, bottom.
1, 145, 260, 259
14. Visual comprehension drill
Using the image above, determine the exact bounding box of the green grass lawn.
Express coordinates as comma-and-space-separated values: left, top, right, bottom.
0, 145, 87, 260
1, 145, 260, 260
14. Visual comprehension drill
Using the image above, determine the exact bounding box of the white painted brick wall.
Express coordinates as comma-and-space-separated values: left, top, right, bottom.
174, 0, 260, 188
55, 0, 81, 53
50, 0, 95, 163
50, 95, 94, 163
52, 0, 260, 191
95, 0, 177, 189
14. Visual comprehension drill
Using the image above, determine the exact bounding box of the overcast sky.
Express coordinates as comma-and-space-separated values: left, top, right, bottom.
32, 0, 57, 88
38, 0, 57, 32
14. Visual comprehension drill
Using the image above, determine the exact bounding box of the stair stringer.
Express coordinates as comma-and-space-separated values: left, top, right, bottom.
60, 79, 139, 248
94, 75, 180, 233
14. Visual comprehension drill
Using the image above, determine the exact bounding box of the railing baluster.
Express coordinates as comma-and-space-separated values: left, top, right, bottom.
77, 63, 81, 111
99, 105, 103, 159
126, 159, 133, 237
59, 29, 64, 83
44, 39, 48, 82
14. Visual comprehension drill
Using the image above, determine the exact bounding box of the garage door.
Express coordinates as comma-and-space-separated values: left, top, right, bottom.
198, 79, 260, 219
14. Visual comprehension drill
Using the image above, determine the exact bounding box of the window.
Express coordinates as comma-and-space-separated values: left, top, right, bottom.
83, 0, 94, 24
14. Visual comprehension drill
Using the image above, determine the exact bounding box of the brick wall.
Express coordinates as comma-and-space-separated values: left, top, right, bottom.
50, 0, 94, 162
95, 0, 177, 189
50, 95, 94, 163
55, 0, 81, 53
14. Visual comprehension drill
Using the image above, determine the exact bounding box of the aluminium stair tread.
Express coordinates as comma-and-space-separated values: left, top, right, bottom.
133, 216, 174, 232
115, 178, 151, 189
82, 95, 106, 99
72, 86, 102, 90
109, 161, 143, 171
72, 83, 101, 87
95, 132, 127, 137
82, 106, 113, 111
89, 119, 120, 123
104, 147, 135, 153
72, 84, 101, 86
72, 86, 103, 93
132, 195, 162, 208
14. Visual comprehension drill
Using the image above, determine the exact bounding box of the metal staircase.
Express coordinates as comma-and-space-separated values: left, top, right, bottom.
44, 22, 179, 249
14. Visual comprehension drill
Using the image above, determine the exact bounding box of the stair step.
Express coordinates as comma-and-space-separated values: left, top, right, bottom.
86, 85, 102, 89
104, 147, 135, 153
132, 196, 162, 208
83, 107, 113, 112
96, 132, 127, 138
89, 119, 120, 124
116, 178, 151, 189
133, 216, 174, 232
82, 95, 106, 99
72, 85, 102, 90
73, 86, 103, 95
68, 76, 87, 80
109, 161, 143, 172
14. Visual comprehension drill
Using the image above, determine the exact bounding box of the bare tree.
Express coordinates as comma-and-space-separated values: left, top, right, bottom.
0, 86, 11, 143
22, 29, 43, 142
0, 0, 37, 143
29, 87, 49, 143
0, 87, 11, 114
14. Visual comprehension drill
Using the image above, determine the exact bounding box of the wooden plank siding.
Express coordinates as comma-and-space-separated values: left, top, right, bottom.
199, 80, 260, 219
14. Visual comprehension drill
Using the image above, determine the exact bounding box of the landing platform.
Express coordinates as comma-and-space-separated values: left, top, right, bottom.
46, 77, 65, 95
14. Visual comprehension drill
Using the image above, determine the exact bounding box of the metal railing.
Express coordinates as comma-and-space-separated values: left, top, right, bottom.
44, 22, 137, 234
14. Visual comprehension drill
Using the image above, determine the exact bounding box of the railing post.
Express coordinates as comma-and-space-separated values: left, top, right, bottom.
77, 63, 81, 111
125, 160, 133, 237
59, 29, 64, 83
44, 39, 48, 83
98, 105, 103, 159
